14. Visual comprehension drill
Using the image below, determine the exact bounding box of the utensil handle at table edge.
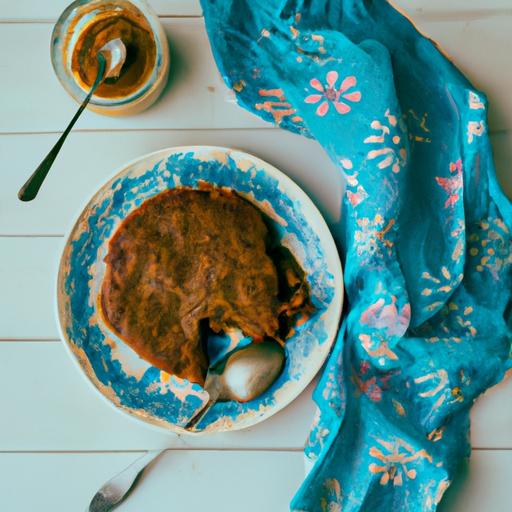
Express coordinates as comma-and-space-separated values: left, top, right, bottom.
18, 55, 107, 202
112, 450, 166, 507
87, 449, 166, 512
124, 449, 167, 476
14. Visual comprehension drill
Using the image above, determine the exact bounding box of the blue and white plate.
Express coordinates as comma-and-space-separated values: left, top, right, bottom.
57, 146, 343, 434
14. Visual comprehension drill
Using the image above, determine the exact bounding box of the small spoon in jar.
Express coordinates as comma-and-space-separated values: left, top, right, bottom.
18, 38, 127, 202
184, 340, 285, 431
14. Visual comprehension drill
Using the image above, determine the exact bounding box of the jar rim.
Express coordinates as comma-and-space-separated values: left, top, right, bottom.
51, 0, 169, 110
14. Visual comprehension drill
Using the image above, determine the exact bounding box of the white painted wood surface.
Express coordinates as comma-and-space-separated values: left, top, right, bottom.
1, 0, 510, 21
0, 342, 317, 451
0, 1, 511, 511
0, 450, 511, 512
1, 17, 512, 133
1, 131, 510, 236
0, 130, 340, 235
0, 451, 306, 512
0, 20, 266, 133
0, 341, 509, 451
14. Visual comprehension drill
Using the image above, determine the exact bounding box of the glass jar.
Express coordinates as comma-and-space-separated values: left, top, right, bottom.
51, 0, 170, 116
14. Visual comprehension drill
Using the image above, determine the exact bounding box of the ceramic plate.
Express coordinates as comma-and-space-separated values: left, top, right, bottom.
57, 146, 343, 434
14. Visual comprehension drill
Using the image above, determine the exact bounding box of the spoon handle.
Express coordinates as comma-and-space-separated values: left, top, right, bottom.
18, 55, 106, 202
184, 397, 217, 431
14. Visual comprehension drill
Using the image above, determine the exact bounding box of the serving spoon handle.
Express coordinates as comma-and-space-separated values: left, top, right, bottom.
183, 372, 223, 431
184, 397, 217, 431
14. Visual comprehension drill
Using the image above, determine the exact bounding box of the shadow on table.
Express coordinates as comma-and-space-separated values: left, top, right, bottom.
161, 32, 187, 100
438, 459, 470, 512
491, 135, 512, 200
134, 30, 188, 117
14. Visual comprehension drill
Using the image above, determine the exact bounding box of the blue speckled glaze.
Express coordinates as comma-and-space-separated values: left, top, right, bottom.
58, 147, 341, 432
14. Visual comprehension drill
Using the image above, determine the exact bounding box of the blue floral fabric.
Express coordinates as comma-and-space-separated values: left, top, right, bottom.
200, 0, 512, 510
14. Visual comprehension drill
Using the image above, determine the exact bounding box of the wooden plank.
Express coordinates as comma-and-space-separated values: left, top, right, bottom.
0, 129, 341, 235
417, 17, 512, 133
0, 342, 317, 450
0, 449, 510, 511
1, 17, 511, 133
0, 341, 509, 450
0, 450, 305, 512
0, 0, 510, 21
1, 130, 509, 236
0, 238, 61, 340
393, 0, 512, 18
0, 0, 203, 21
0, 20, 266, 134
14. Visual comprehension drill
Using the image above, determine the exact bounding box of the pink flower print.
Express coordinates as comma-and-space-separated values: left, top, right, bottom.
353, 373, 383, 402
435, 159, 463, 209
347, 186, 369, 207
366, 378, 383, 402
360, 296, 411, 337
305, 71, 361, 117
360, 360, 370, 375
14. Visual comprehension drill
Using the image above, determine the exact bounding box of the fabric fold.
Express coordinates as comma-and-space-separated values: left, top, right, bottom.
201, 0, 512, 509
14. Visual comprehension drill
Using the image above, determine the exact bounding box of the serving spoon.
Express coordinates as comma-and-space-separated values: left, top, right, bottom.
87, 340, 285, 512
18, 38, 127, 202
184, 339, 285, 431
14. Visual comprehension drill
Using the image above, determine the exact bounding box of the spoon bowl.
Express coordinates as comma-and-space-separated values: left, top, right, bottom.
219, 341, 285, 402
185, 341, 285, 431
100, 38, 127, 80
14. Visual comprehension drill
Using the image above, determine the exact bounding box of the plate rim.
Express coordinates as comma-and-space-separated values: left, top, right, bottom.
55, 145, 344, 435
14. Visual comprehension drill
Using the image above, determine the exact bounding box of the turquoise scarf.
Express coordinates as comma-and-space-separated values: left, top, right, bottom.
201, 1, 512, 509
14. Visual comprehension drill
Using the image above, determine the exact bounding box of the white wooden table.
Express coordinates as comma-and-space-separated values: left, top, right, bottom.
1, 1, 511, 510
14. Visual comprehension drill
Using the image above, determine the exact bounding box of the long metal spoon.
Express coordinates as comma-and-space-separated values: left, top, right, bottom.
18, 38, 127, 202
87, 341, 284, 512
184, 340, 285, 431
